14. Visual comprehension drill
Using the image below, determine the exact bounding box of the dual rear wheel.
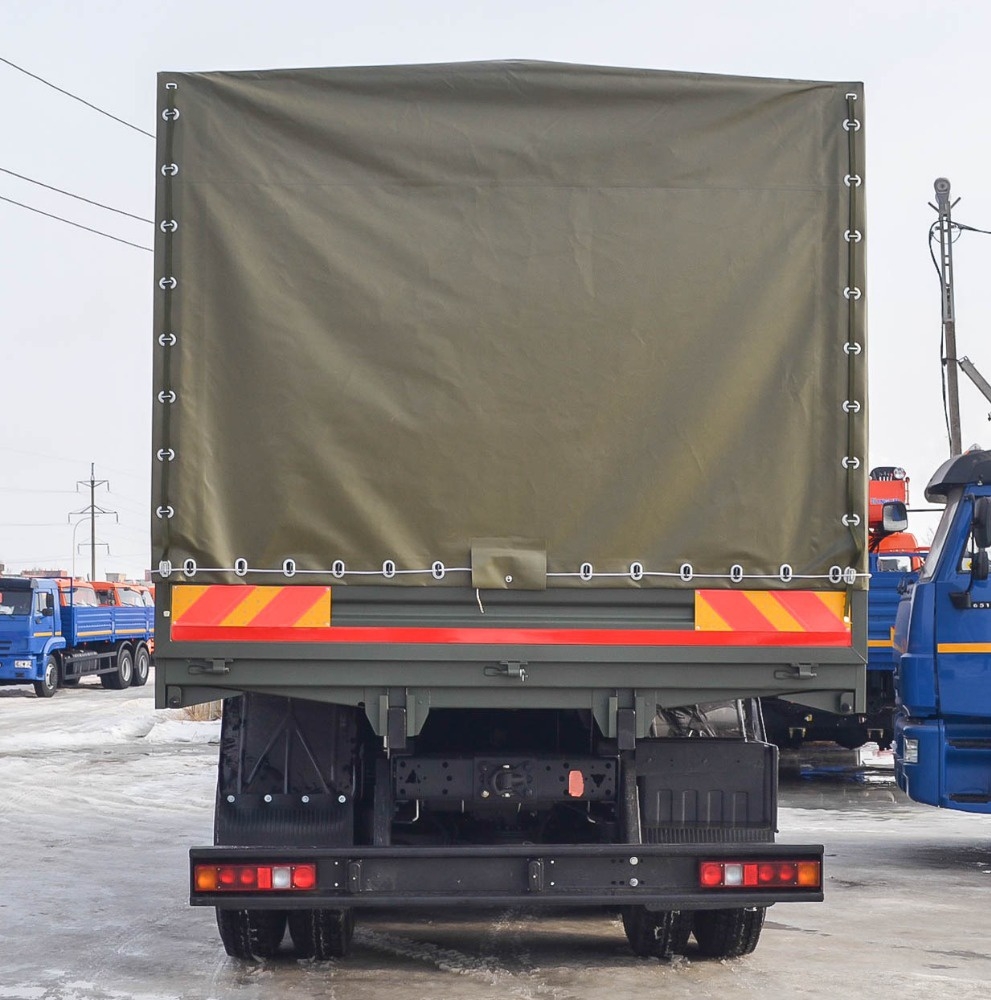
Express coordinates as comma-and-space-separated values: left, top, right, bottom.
216, 908, 354, 961
130, 644, 150, 687
100, 647, 133, 689
622, 904, 765, 960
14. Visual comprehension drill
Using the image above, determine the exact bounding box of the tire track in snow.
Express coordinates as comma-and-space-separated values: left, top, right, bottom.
355, 921, 578, 1000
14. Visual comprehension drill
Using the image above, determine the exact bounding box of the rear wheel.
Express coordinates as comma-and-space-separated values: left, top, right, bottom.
216, 908, 287, 959
693, 906, 765, 958
33, 656, 58, 698
131, 644, 150, 687
288, 908, 355, 959
622, 906, 692, 959
101, 647, 133, 690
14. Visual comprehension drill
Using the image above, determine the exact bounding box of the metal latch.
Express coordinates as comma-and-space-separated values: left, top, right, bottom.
527, 859, 544, 892
187, 658, 232, 676
775, 663, 817, 681
347, 860, 362, 892
485, 660, 528, 682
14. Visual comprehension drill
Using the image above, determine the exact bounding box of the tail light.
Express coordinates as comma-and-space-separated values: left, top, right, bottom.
699, 860, 820, 889
193, 863, 317, 893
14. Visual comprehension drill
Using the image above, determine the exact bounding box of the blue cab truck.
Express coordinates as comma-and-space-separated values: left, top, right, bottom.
893, 449, 991, 812
0, 576, 153, 697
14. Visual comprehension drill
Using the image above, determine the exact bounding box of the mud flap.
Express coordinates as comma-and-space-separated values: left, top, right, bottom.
215, 693, 361, 848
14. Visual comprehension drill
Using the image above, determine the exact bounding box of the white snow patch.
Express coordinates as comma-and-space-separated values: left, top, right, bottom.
145, 718, 220, 744
0, 687, 221, 754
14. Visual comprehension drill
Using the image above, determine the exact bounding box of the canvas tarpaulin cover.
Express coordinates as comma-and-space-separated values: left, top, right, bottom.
152, 61, 866, 589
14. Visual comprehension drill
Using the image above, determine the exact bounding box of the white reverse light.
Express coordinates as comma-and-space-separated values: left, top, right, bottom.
271, 866, 293, 889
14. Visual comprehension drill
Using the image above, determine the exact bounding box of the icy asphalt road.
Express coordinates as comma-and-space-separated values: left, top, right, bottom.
0, 680, 989, 1000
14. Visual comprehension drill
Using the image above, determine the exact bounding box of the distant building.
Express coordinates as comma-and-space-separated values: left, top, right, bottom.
20, 568, 69, 579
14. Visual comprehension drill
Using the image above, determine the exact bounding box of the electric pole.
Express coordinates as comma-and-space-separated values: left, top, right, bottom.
69, 463, 117, 581
932, 177, 963, 456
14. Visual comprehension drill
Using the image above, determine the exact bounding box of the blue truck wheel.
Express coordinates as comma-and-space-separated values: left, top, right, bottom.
131, 645, 150, 687
33, 656, 58, 699
102, 647, 133, 690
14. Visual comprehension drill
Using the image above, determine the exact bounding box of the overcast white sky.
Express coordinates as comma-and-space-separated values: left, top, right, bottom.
3, 0, 991, 579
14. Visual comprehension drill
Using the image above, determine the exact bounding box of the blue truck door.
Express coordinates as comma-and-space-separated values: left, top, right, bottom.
933, 501, 991, 720
33, 588, 56, 649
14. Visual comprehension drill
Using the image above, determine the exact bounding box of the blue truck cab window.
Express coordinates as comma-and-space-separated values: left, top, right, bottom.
918, 494, 959, 582
0, 591, 33, 616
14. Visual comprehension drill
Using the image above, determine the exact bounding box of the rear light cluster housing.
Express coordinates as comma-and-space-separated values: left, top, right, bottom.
194, 863, 317, 893
699, 860, 820, 889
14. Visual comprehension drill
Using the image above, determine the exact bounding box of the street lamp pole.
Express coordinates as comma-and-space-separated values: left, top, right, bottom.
933, 177, 963, 456
70, 516, 86, 580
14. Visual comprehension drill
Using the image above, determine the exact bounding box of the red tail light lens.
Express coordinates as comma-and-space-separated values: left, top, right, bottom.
193, 863, 317, 893
292, 864, 316, 889
699, 860, 820, 889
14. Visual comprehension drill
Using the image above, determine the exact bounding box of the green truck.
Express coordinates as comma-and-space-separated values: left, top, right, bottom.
152, 61, 868, 962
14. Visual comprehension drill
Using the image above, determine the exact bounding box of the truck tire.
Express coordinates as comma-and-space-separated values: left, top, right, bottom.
216, 908, 287, 959
33, 656, 58, 698
288, 908, 355, 959
692, 906, 765, 958
131, 644, 150, 687
622, 906, 692, 959
102, 647, 133, 690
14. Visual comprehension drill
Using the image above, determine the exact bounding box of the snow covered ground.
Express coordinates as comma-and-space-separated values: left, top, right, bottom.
1, 679, 989, 1000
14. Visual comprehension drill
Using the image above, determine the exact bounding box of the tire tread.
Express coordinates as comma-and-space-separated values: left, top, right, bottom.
216, 908, 287, 959
693, 906, 765, 958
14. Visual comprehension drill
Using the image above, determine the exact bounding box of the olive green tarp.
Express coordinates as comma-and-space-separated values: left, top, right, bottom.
152, 61, 866, 589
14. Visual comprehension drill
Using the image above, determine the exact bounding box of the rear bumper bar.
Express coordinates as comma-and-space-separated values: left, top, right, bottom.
191, 842, 824, 910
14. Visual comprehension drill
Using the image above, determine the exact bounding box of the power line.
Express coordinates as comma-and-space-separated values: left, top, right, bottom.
0, 523, 66, 527
0, 487, 77, 494
0, 166, 152, 223
0, 194, 152, 252
0, 55, 155, 139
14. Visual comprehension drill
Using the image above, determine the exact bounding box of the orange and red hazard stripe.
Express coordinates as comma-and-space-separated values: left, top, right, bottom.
169, 586, 851, 647
694, 590, 849, 635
